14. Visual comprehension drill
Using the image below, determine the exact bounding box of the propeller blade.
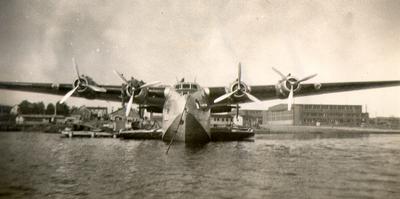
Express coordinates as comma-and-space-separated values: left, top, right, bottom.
87, 85, 107, 92
72, 57, 81, 82
113, 70, 129, 83
288, 85, 294, 111
236, 103, 239, 121
139, 81, 161, 89
125, 95, 134, 117
238, 62, 242, 90
272, 67, 287, 79
213, 89, 238, 103
244, 92, 261, 102
298, 73, 317, 83
60, 86, 79, 104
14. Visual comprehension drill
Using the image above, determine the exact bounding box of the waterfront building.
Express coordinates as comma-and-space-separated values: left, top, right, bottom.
263, 103, 369, 127
239, 109, 265, 128
70, 106, 108, 121
210, 113, 235, 127
86, 106, 108, 119
211, 110, 265, 128
109, 107, 141, 131
109, 107, 140, 121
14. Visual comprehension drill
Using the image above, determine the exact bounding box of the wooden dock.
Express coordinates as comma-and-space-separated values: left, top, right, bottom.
61, 127, 255, 141
61, 130, 117, 138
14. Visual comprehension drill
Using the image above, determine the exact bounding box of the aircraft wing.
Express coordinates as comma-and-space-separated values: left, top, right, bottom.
208, 80, 400, 104
287, 80, 400, 98
0, 81, 122, 101
0, 81, 166, 111
1, 80, 399, 112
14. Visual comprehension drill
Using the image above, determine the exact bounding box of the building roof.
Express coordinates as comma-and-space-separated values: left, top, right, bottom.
268, 103, 362, 111
110, 107, 140, 118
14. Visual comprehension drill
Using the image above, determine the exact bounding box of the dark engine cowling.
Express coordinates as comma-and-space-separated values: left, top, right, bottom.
122, 83, 148, 103
229, 81, 250, 99
72, 77, 89, 92
210, 105, 233, 113
275, 77, 301, 99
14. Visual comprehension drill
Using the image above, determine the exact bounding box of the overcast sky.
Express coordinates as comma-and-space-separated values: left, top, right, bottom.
0, 0, 399, 116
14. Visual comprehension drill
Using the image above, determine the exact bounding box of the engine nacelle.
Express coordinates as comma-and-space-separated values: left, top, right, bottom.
275, 77, 301, 98
123, 84, 148, 102
72, 77, 89, 93
229, 81, 250, 99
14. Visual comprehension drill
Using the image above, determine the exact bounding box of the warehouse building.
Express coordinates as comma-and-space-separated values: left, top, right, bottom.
263, 104, 369, 127
210, 109, 265, 128
239, 109, 264, 128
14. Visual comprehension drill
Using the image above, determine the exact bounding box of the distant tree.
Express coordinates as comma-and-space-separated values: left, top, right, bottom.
19, 100, 33, 114
46, 103, 55, 114
33, 102, 45, 114
18, 100, 71, 115
19, 101, 47, 114
56, 103, 70, 116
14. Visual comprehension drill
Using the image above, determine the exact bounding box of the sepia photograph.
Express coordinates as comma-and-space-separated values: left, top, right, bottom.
0, 0, 399, 198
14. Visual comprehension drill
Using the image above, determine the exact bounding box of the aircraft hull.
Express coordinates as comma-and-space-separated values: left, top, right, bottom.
162, 90, 211, 143
163, 112, 210, 143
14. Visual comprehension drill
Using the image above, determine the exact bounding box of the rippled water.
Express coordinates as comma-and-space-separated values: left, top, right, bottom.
0, 132, 399, 198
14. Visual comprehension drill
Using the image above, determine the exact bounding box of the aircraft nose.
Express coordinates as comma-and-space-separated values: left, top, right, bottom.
184, 93, 206, 113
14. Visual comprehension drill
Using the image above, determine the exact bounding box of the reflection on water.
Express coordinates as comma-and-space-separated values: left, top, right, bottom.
0, 132, 399, 198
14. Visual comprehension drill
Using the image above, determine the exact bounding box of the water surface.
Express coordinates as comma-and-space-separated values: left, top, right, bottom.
0, 132, 399, 198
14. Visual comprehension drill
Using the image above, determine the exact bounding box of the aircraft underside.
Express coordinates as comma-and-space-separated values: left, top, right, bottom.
162, 90, 211, 143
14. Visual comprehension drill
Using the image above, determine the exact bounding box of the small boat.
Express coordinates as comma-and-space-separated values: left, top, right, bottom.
118, 128, 163, 140
210, 126, 255, 141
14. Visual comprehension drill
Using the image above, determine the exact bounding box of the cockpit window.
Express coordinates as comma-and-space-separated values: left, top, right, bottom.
173, 82, 199, 95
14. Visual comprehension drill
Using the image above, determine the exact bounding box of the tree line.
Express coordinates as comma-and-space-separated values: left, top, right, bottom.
18, 100, 75, 116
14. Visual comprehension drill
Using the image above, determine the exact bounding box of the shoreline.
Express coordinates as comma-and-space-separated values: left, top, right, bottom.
0, 123, 66, 133
2, 123, 400, 135
256, 125, 400, 134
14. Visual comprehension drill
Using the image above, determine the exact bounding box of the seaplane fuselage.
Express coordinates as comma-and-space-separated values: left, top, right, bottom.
162, 81, 211, 143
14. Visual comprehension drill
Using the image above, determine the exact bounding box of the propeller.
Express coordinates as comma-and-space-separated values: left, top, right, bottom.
213, 63, 260, 103
272, 67, 286, 80
236, 104, 239, 121
125, 92, 134, 117
59, 58, 106, 104
113, 70, 160, 117
288, 85, 294, 111
73, 58, 107, 92
272, 67, 317, 110
60, 86, 79, 104
113, 70, 129, 84
72, 58, 81, 83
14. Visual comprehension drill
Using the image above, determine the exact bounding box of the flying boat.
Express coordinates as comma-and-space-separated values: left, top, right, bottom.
1, 60, 400, 144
